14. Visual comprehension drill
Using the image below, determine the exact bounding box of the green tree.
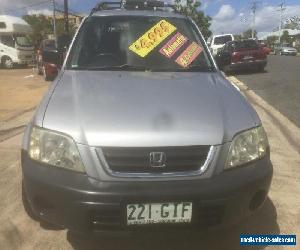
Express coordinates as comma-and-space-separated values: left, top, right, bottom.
23, 14, 77, 48
55, 18, 77, 40
233, 34, 242, 41
280, 30, 294, 44
266, 35, 278, 47
23, 15, 52, 48
174, 0, 212, 39
242, 29, 257, 39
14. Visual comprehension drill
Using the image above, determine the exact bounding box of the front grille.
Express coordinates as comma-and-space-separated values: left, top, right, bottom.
101, 146, 211, 174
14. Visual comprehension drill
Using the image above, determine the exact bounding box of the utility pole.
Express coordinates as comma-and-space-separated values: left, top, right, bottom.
278, 2, 286, 44
251, 1, 256, 39
64, 0, 69, 35
52, 0, 57, 47
251, 1, 258, 39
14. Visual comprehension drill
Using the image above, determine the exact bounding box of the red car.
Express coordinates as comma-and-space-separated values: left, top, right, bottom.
216, 40, 267, 73
36, 39, 60, 81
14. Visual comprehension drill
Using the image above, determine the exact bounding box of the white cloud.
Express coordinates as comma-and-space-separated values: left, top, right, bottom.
202, 2, 209, 10
27, 8, 53, 16
211, 4, 300, 35
214, 4, 235, 21
0, 0, 76, 15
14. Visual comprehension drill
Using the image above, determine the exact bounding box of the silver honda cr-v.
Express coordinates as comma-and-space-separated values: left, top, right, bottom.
21, 1, 272, 234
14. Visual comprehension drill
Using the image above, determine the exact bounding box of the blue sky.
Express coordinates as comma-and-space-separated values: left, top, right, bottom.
203, 0, 300, 16
65, 0, 300, 17
2, 0, 300, 34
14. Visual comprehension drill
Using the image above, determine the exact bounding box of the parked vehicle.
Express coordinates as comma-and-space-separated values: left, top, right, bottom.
274, 44, 298, 56
207, 34, 234, 56
22, 1, 272, 235
0, 15, 34, 68
36, 39, 59, 81
216, 40, 267, 73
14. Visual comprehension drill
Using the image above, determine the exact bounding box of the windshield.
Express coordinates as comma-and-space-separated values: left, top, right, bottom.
66, 16, 213, 72
213, 35, 232, 45
13, 34, 32, 47
43, 40, 56, 50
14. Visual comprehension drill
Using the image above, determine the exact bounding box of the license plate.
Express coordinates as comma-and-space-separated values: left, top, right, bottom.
126, 202, 192, 225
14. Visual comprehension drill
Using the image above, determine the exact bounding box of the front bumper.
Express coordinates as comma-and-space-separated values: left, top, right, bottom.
282, 51, 297, 56
21, 150, 273, 234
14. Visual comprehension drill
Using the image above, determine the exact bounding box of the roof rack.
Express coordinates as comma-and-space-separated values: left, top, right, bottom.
90, 0, 178, 15
90, 2, 123, 15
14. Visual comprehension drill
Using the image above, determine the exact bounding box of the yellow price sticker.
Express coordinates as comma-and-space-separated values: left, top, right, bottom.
129, 20, 177, 58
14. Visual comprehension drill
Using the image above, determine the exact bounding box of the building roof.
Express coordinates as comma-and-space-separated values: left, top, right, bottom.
0, 15, 32, 33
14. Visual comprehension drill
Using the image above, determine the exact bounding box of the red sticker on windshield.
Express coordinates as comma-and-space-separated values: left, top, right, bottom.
159, 32, 188, 58
175, 42, 203, 68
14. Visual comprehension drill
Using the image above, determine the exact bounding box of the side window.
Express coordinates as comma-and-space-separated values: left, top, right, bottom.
223, 43, 229, 51
0, 35, 15, 48
0, 22, 6, 29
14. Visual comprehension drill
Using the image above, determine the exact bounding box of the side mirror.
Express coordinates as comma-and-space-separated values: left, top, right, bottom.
215, 52, 231, 70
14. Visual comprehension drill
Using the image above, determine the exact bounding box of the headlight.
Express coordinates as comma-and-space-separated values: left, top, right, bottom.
29, 127, 85, 173
226, 126, 269, 169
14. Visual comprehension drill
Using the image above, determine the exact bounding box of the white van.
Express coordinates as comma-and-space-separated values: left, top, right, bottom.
207, 34, 234, 56
0, 15, 35, 68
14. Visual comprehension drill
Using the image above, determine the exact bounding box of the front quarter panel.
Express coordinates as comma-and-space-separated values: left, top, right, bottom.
22, 73, 63, 151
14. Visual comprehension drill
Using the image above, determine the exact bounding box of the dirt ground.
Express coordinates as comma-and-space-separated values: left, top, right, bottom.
0, 68, 49, 122
0, 69, 299, 249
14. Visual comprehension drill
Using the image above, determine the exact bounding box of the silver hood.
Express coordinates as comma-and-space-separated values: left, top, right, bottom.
42, 70, 259, 147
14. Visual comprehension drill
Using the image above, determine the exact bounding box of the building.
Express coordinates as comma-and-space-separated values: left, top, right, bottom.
53, 13, 84, 28
258, 29, 300, 44
257, 29, 300, 51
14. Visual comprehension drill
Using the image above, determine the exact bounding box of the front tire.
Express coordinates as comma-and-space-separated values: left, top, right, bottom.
1, 56, 14, 69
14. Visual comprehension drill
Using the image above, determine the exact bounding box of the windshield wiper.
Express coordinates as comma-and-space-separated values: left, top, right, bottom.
177, 65, 215, 72
71, 64, 150, 71
70, 64, 214, 72
151, 65, 215, 72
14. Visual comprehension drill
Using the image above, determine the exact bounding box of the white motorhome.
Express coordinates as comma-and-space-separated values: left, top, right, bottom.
207, 34, 234, 56
0, 15, 35, 68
